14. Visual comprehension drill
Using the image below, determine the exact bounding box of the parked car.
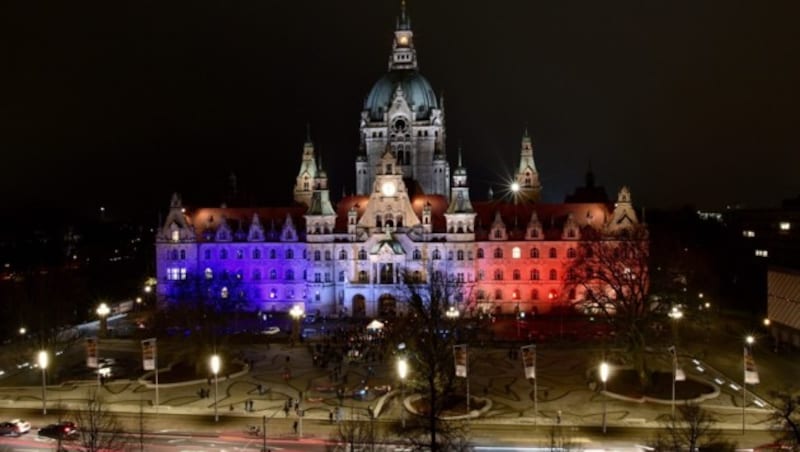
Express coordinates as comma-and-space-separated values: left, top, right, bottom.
0, 419, 30, 436
38, 421, 78, 440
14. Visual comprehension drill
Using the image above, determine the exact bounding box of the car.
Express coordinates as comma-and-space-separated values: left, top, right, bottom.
260, 326, 280, 335
38, 421, 78, 440
303, 314, 316, 324
0, 419, 31, 436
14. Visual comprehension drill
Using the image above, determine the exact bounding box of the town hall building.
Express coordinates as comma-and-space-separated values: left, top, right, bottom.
155, 3, 641, 318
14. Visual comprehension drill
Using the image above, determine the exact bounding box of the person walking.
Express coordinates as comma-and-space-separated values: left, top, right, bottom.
292, 420, 298, 434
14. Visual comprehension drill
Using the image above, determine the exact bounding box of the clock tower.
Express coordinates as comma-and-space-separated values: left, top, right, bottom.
357, 147, 421, 234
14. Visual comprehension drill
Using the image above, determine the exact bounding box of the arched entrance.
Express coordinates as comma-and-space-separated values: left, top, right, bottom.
378, 294, 397, 318
352, 294, 366, 318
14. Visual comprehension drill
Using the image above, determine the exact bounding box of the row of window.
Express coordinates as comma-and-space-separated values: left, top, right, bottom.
478, 268, 561, 281
476, 288, 579, 301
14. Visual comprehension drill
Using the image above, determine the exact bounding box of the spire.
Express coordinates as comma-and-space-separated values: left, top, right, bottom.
513, 128, 542, 202
457, 146, 463, 168
389, 0, 417, 70
398, 0, 411, 30
305, 123, 312, 144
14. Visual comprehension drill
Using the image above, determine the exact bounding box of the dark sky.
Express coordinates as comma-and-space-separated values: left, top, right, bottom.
2, 0, 799, 220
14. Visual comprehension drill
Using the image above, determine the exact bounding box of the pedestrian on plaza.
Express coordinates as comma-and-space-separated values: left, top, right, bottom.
329, 409, 334, 424
292, 420, 298, 433
557, 410, 562, 425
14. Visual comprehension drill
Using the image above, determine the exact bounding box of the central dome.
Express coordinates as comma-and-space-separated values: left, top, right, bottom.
364, 70, 438, 121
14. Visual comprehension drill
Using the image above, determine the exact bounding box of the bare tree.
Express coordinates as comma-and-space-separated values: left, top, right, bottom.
327, 409, 380, 452
567, 225, 664, 386
391, 267, 472, 451
768, 389, 800, 450
651, 403, 735, 452
71, 396, 129, 452
543, 424, 581, 451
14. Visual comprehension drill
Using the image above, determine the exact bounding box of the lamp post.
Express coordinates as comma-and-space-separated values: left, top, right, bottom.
38, 350, 48, 415
289, 305, 304, 345
210, 354, 221, 422
96, 302, 111, 338
18, 327, 26, 337
668, 306, 683, 346
397, 357, 408, 428
599, 362, 609, 434
743, 335, 754, 433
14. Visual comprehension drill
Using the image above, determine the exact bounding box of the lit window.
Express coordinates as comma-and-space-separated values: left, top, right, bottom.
779, 222, 791, 231
269, 289, 277, 299
221, 287, 229, 299
171, 230, 180, 242
204, 268, 213, 279
512, 247, 521, 259
755, 249, 769, 258
742, 230, 756, 238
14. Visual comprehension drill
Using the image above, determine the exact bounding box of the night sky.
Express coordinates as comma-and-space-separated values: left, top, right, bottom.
2, 0, 799, 220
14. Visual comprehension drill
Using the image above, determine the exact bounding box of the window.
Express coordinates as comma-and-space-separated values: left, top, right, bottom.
269, 269, 277, 280
494, 229, 502, 239
413, 249, 422, 260
253, 269, 262, 280
512, 269, 521, 280
269, 249, 277, 259
494, 269, 503, 281
493, 248, 503, 258
325, 250, 332, 261
315, 273, 321, 283
531, 289, 539, 300
358, 249, 367, 260
220, 249, 228, 259
779, 222, 791, 231
742, 230, 756, 238
286, 269, 294, 280
549, 269, 557, 280
220, 287, 229, 299
494, 289, 503, 300
170, 250, 178, 260
549, 248, 557, 259
253, 249, 261, 259
755, 249, 769, 258
567, 248, 577, 259
477, 270, 485, 281
179, 249, 186, 260
205, 268, 213, 279
457, 250, 464, 261
269, 288, 277, 299
477, 248, 484, 259
358, 270, 368, 283
286, 249, 294, 259
530, 269, 540, 280
432, 249, 441, 260
531, 248, 539, 258
339, 249, 348, 260
457, 273, 464, 283
512, 247, 521, 259
171, 230, 180, 242
314, 250, 321, 261
447, 251, 454, 260
338, 271, 345, 282
236, 249, 244, 259
166, 267, 186, 280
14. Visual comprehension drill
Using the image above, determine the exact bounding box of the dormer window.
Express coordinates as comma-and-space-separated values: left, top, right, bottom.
171, 230, 180, 242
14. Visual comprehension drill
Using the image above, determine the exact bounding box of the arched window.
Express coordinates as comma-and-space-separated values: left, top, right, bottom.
220, 249, 228, 259
286, 249, 294, 259
413, 271, 422, 283
170, 250, 178, 260
358, 249, 367, 260
567, 248, 577, 259
236, 249, 244, 259
494, 289, 503, 300
325, 250, 332, 260
513, 269, 521, 280
220, 287, 229, 299
269, 249, 276, 259
531, 248, 539, 258
314, 250, 321, 261
358, 270, 368, 283
549, 248, 557, 259
376, 215, 382, 229
286, 269, 294, 281
549, 269, 557, 280
494, 269, 503, 281
253, 269, 261, 280
512, 247, 521, 259
413, 249, 422, 260
269, 269, 277, 280
531, 289, 539, 300
432, 249, 441, 260
204, 268, 213, 279
179, 249, 186, 260
530, 269, 540, 280
477, 248, 485, 259
339, 249, 348, 260
338, 271, 345, 282
253, 248, 261, 259
457, 250, 464, 261
493, 248, 503, 258
447, 251, 454, 260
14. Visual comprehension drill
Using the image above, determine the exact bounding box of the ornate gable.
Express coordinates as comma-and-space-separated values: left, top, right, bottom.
247, 213, 265, 242
489, 211, 508, 241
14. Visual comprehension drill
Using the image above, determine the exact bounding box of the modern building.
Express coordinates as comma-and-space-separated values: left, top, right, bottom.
154, 3, 641, 318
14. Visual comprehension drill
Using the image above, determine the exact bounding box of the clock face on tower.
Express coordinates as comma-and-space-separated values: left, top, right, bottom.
381, 181, 397, 197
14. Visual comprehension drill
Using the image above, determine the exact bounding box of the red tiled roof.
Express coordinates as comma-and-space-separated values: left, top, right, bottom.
188, 206, 308, 242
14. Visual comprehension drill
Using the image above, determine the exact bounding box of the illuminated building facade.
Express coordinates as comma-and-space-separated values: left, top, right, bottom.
155, 3, 641, 317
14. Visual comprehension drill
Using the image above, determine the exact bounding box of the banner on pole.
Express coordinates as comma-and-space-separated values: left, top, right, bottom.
141, 338, 157, 371
454, 344, 467, 378
668, 346, 686, 381
744, 345, 759, 384
86, 337, 98, 368
521, 345, 536, 379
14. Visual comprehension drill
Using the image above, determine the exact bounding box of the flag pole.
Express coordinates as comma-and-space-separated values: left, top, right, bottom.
155, 345, 160, 414
534, 374, 537, 428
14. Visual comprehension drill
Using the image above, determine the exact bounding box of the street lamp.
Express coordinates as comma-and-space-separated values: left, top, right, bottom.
96, 302, 111, 338
37, 350, 48, 415
397, 357, 408, 428
743, 335, 754, 433
668, 306, 683, 345
599, 362, 610, 434
289, 305, 304, 345
210, 354, 221, 422
19, 327, 26, 336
